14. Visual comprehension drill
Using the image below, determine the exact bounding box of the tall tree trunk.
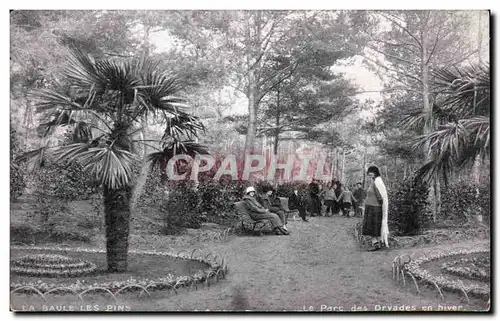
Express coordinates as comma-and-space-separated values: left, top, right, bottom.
330, 149, 335, 181
341, 148, 346, 183
103, 185, 132, 272
362, 150, 366, 188
471, 13, 483, 190
244, 72, 257, 154
140, 24, 151, 158
394, 157, 398, 185
273, 88, 280, 155
421, 16, 437, 223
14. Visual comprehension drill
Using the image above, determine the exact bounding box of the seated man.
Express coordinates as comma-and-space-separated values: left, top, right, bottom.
243, 187, 289, 235
262, 189, 289, 231
288, 189, 308, 222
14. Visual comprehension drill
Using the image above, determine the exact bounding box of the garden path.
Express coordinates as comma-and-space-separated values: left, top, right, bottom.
132, 216, 489, 311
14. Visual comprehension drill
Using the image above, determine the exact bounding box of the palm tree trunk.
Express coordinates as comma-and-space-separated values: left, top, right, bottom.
103, 185, 132, 272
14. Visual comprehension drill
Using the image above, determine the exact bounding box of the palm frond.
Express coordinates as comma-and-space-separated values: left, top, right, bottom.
62, 47, 108, 92
135, 71, 190, 118
414, 158, 453, 187
413, 116, 490, 184
95, 59, 140, 97
399, 109, 427, 132
76, 146, 138, 189
18, 146, 49, 172
432, 62, 490, 117
37, 109, 77, 137
162, 113, 206, 142
52, 142, 94, 163
31, 89, 85, 113
462, 116, 490, 152
71, 121, 94, 143
147, 141, 210, 172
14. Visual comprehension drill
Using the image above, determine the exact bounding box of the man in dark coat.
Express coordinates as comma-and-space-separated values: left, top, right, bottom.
261, 189, 288, 231
288, 189, 308, 222
308, 179, 322, 216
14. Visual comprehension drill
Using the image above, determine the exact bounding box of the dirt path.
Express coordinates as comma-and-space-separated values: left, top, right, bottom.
125, 216, 489, 311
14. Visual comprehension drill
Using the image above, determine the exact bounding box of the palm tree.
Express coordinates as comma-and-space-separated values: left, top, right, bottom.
409, 62, 490, 184
26, 48, 208, 272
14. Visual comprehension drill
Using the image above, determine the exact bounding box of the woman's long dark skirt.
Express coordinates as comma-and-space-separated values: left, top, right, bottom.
362, 205, 383, 237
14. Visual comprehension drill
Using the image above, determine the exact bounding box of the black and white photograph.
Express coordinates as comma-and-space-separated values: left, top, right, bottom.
8, 8, 491, 312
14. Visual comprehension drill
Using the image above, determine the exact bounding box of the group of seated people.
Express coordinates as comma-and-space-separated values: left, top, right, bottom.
241, 186, 310, 236
241, 181, 368, 236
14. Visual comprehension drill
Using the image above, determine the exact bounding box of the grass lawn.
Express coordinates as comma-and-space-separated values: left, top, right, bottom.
10, 215, 490, 312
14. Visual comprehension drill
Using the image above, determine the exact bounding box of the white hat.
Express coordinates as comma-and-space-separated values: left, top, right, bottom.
245, 186, 256, 194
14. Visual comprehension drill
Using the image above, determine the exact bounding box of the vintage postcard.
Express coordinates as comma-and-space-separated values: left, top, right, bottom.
9, 9, 490, 312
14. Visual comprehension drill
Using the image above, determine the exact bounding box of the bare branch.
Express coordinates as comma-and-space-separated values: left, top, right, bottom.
425, 21, 444, 65
360, 29, 420, 54
248, 18, 281, 71
355, 50, 423, 84
441, 49, 479, 69
257, 62, 300, 103
227, 83, 247, 96
379, 12, 423, 49
366, 44, 418, 66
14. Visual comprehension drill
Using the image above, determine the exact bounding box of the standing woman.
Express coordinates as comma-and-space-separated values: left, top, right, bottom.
361, 166, 389, 251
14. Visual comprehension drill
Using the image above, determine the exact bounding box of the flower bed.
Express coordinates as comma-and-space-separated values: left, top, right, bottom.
441, 257, 490, 283
404, 248, 490, 299
11, 254, 97, 278
10, 246, 228, 294
354, 222, 489, 250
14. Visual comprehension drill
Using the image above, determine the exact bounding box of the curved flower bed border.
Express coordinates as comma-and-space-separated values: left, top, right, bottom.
441, 257, 490, 283
403, 248, 490, 299
11, 254, 98, 278
10, 246, 228, 295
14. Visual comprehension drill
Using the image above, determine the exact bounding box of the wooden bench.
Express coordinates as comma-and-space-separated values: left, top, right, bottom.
233, 201, 272, 232
279, 197, 300, 221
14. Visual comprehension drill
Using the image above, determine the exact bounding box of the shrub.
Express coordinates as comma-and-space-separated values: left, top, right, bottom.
10, 127, 26, 201
254, 180, 274, 194
31, 161, 99, 201
10, 221, 91, 244
276, 182, 310, 198
387, 176, 430, 236
74, 194, 104, 230
440, 179, 490, 223
136, 168, 166, 209
198, 180, 246, 223
160, 181, 204, 235
11, 223, 43, 244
